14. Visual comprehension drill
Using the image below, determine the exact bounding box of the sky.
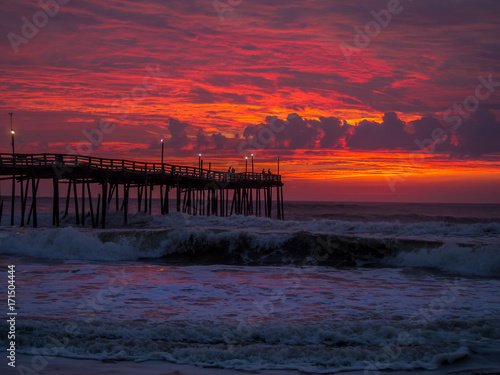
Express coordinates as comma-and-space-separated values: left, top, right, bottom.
1, 0, 499, 202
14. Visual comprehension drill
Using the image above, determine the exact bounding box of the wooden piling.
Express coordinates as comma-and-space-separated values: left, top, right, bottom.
20, 178, 26, 227
176, 181, 181, 212
31, 176, 38, 228
280, 186, 284, 220
144, 178, 148, 214
73, 180, 80, 225
53, 177, 60, 227
123, 182, 130, 225
148, 183, 152, 215
160, 184, 164, 215
138, 184, 143, 212
10, 176, 15, 226
101, 179, 107, 229
63, 181, 71, 219
87, 179, 95, 228
163, 186, 169, 214
96, 193, 101, 226
81, 178, 86, 226
115, 183, 119, 212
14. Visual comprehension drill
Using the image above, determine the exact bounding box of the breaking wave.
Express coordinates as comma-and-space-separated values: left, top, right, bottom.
1, 212, 499, 277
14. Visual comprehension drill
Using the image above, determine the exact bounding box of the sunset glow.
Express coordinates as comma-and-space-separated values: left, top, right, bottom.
1, 0, 499, 202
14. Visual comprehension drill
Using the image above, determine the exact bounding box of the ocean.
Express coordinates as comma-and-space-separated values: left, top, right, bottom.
1, 201, 499, 374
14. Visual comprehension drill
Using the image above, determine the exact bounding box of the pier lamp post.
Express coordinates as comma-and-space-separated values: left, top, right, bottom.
9, 112, 15, 155
160, 139, 164, 167
245, 156, 248, 173
198, 153, 202, 169
251, 153, 254, 174
277, 157, 279, 175
11, 130, 15, 154
9, 112, 15, 226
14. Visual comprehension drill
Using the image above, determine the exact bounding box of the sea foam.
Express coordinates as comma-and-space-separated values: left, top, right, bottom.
1, 213, 499, 277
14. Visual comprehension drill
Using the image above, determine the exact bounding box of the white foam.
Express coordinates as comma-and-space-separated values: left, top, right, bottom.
4, 209, 500, 240
2, 212, 499, 277
386, 243, 500, 277
7, 261, 500, 373
14, 318, 498, 373
0, 227, 164, 261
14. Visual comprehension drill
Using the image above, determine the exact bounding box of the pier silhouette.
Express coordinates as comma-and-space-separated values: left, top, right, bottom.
0, 153, 284, 228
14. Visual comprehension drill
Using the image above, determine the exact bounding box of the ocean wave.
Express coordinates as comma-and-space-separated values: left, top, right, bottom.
316, 212, 500, 224
10, 318, 499, 373
120, 211, 500, 238
3, 209, 500, 238
384, 243, 500, 277
1, 216, 499, 277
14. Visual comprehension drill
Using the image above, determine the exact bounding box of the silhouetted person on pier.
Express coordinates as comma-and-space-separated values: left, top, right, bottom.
231, 167, 235, 174
228, 167, 231, 173
262, 168, 265, 174
268, 169, 271, 174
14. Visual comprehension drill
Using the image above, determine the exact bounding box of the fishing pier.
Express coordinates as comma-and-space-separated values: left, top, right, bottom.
0, 153, 284, 228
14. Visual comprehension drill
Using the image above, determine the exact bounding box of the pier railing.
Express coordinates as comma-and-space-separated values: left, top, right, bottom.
0, 153, 281, 183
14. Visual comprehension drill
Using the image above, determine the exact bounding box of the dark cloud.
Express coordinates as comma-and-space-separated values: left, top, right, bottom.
241, 114, 348, 150
344, 109, 500, 156
346, 112, 413, 150
239, 44, 258, 51
189, 87, 215, 104
274, 114, 319, 149
162, 110, 500, 158
165, 118, 189, 149
310, 117, 349, 148
410, 116, 454, 153
196, 129, 209, 149
243, 125, 259, 139
453, 109, 500, 157
211, 132, 228, 149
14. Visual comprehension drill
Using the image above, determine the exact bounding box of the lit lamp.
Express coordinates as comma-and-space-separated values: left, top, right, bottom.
160, 138, 164, 166
11, 130, 15, 153
251, 153, 254, 174
245, 156, 248, 173
198, 153, 202, 169
9, 112, 15, 155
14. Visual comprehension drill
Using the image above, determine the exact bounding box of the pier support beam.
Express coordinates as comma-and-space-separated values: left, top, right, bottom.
53, 177, 60, 227
10, 176, 15, 226
276, 185, 281, 220
63, 181, 71, 219
123, 182, 130, 225
81, 178, 86, 226
101, 178, 108, 229
29, 176, 39, 228
20, 177, 26, 227
73, 180, 80, 225
280, 186, 284, 220
87, 179, 95, 228
176, 181, 181, 212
